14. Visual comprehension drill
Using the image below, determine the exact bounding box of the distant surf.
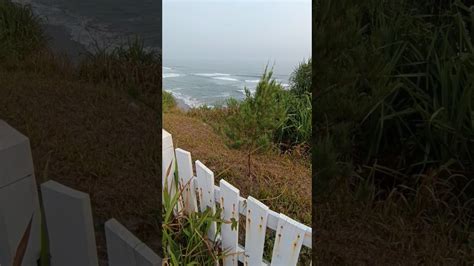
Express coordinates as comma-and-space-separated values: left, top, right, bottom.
194, 73, 231, 77
163, 63, 290, 108
212, 77, 238, 82
163, 73, 183, 78
15, 0, 160, 53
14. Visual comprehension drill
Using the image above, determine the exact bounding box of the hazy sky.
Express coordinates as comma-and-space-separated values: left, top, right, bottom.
163, 0, 311, 70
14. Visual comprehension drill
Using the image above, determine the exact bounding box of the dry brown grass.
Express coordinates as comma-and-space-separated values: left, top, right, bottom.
163, 109, 311, 225
314, 179, 474, 265
315, 200, 473, 265
0, 69, 160, 264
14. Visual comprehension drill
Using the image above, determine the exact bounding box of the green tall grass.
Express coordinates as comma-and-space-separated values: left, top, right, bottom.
79, 37, 161, 109
314, 1, 473, 260
276, 90, 312, 150
316, 0, 474, 194
0, 0, 45, 60
162, 171, 231, 264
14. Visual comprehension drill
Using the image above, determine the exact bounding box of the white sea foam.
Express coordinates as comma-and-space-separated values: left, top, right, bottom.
163, 67, 172, 70
195, 73, 230, 77
163, 73, 183, 78
212, 77, 238, 82
245, 79, 260, 83
166, 90, 202, 108
13, 0, 136, 53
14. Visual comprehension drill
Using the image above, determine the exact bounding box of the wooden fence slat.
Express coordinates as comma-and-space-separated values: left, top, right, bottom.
134, 243, 162, 266
162, 130, 182, 212
105, 219, 161, 266
175, 148, 198, 214
219, 179, 240, 266
244, 196, 269, 265
214, 186, 312, 249
270, 214, 306, 266
105, 218, 140, 266
166, 144, 313, 264
0, 120, 41, 266
195, 160, 217, 240
41, 180, 98, 266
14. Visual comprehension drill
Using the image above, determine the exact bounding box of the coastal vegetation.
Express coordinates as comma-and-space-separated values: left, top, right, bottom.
1, 1, 161, 264
315, 0, 473, 264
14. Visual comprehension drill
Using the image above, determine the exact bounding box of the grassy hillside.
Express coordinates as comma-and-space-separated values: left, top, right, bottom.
0, 1, 161, 264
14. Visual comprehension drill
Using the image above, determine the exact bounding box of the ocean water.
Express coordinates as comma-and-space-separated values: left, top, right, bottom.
163, 58, 294, 108
12, 0, 161, 51
163, 1, 311, 108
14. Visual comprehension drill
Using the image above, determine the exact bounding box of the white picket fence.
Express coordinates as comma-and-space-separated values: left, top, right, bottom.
0, 120, 161, 266
163, 130, 312, 265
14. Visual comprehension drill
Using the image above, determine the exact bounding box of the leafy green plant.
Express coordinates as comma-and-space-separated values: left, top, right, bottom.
162, 164, 235, 265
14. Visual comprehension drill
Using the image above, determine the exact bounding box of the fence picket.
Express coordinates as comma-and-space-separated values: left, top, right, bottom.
244, 196, 269, 265
162, 130, 181, 212
175, 148, 198, 214
270, 214, 306, 266
163, 135, 312, 264
105, 219, 161, 266
195, 160, 217, 240
219, 179, 240, 266
41, 180, 99, 266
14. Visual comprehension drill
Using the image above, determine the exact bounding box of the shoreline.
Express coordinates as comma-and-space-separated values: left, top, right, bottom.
176, 98, 191, 111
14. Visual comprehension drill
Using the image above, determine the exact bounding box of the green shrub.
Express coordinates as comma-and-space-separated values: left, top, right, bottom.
223, 68, 286, 176
162, 91, 176, 112
224, 67, 286, 152
289, 58, 312, 97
